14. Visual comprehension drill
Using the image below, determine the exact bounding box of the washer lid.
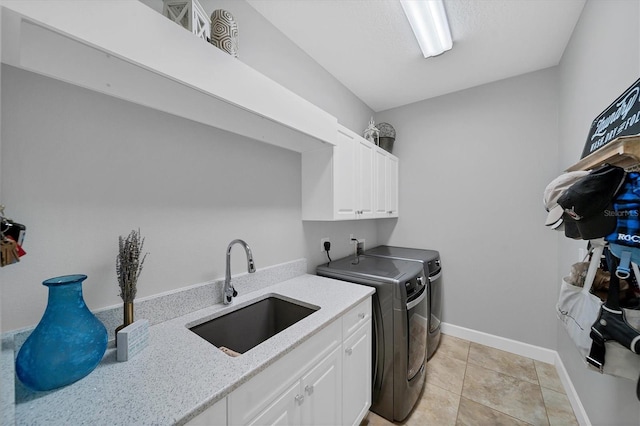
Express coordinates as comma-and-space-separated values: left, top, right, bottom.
364, 246, 440, 263
316, 255, 423, 284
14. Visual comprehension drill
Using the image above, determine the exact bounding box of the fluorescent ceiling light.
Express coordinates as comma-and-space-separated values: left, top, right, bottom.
400, 0, 453, 58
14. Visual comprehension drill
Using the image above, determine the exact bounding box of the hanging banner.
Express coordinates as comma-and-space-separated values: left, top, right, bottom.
581, 77, 640, 158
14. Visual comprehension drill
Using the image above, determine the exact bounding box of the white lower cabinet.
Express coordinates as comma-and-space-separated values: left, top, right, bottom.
248, 381, 300, 426
249, 345, 342, 426
225, 297, 372, 426
300, 346, 342, 426
342, 322, 372, 426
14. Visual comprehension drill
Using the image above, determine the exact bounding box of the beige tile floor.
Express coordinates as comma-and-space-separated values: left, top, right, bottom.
362, 334, 578, 426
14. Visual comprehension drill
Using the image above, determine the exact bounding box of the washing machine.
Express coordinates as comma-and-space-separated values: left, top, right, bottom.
317, 255, 428, 422
364, 246, 442, 359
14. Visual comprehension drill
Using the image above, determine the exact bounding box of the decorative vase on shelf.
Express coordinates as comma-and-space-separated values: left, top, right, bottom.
377, 122, 396, 153
363, 117, 380, 146
15, 274, 108, 392
210, 9, 239, 58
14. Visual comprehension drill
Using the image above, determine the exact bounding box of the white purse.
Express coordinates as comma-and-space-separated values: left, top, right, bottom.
557, 239, 604, 357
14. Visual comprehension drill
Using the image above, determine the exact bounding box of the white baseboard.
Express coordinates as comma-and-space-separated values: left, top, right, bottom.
441, 322, 557, 363
552, 352, 591, 426
440, 322, 590, 425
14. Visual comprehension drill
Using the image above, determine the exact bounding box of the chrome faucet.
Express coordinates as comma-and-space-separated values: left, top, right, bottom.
224, 239, 256, 304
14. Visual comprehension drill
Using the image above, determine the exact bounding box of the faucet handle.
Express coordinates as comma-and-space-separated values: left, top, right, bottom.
224, 286, 238, 304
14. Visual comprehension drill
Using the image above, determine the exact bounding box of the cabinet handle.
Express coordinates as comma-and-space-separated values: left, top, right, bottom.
358, 312, 365, 319
295, 394, 305, 405
305, 384, 314, 395
345, 348, 353, 356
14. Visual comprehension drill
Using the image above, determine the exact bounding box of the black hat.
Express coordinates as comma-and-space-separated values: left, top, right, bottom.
562, 215, 582, 240
563, 207, 616, 240
558, 164, 625, 239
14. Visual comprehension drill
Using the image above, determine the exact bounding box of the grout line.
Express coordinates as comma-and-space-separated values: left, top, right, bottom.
453, 338, 471, 424
532, 361, 554, 425
535, 363, 553, 426
457, 337, 568, 426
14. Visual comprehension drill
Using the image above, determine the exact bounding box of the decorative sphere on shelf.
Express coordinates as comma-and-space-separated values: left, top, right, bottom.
377, 122, 396, 139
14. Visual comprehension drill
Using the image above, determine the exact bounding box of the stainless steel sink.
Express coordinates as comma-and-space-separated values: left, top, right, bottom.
189, 296, 319, 355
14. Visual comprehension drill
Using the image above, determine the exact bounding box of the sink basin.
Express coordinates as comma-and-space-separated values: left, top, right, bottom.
189, 296, 319, 355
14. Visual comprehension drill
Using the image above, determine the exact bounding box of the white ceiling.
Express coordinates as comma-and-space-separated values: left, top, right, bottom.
246, 0, 586, 112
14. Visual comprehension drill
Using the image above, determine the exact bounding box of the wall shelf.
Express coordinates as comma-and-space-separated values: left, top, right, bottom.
0, 0, 337, 153
565, 135, 640, 172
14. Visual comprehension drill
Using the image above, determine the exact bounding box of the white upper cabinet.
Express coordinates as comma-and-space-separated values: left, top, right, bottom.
356, 137, 375, 219
374, 147, 399, 218
302, 125, 398, 221
332, 126, 374, 220
0, 0, 337, 153
0, 1, 397, 218
334, 127, 359, 219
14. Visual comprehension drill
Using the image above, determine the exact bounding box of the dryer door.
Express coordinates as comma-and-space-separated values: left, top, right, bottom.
406, 280, 428, 381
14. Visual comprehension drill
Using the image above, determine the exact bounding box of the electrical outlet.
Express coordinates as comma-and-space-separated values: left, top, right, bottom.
321, 237, 330, 252
350, 234, 355, 244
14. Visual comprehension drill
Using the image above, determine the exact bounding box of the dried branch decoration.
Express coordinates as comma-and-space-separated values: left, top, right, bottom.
116, 229, 148, 303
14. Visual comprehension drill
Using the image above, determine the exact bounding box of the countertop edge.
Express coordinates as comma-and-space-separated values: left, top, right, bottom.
179, 279, 375, 424
9, 273, 374, 425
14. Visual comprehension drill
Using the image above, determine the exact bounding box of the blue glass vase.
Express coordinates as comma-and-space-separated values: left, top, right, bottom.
15, 274, 108, 391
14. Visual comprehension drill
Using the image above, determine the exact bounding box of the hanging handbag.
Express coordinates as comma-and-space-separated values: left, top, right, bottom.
587, 249, 640, 398
557, 239, 605, 356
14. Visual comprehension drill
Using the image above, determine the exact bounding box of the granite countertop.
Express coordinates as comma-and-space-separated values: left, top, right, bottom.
5, 274, 374, 425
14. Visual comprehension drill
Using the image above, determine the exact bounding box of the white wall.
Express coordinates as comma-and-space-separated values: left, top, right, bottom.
557, 0, 640, 424
375, 67, 560, 350
140, 0, 373, 134
0, 5, 3, 336
0, 0, 376, 332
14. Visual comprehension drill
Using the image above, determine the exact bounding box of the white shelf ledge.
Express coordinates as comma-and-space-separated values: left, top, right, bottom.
565, 135, 640, 171
0, 0, 337, 152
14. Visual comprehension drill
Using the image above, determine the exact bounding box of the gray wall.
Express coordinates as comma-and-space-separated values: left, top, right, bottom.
0, 5, 3, 335
376, 0, 640, 423
557, 0, 640, 424
375, 67, 560, 350
0, 0, 376, 332
3, 1, 639, 421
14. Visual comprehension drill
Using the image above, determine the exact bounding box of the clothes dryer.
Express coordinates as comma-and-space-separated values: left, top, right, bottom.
364, 246, 442, 359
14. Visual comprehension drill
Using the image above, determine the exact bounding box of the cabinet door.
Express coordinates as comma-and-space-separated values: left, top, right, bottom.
334, 128, 358, 220
300, 346, 342, 426
386, 155, 399, 216
248, 381, 301, 426
374, 148, 399, 218
356, 138, 375, 219
374, 148, 388, 217
342, 321, 372, 426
